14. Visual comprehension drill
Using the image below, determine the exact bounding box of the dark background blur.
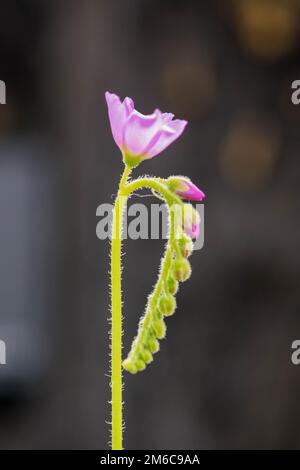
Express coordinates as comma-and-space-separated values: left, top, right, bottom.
1, 0, 300, 450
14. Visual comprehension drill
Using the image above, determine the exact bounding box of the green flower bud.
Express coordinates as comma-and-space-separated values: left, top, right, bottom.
153, 319, 166, 339
136, 359, 146, 371
142, 349, 153, 364
173, 257, 192, 282
135, 343, 144, 356
167, 275, 179, 295
159, 293, 176, 317
148, 337, 160, 354
179, 235, 194, 258
122, 358, 137, 374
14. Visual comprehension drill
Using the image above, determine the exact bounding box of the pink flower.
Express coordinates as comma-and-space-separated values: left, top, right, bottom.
182, 204, 201, 239
105, 92, 187, 166
167, 176, 205, 201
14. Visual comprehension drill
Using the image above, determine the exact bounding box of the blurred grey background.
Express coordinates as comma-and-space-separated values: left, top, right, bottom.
1, 0, 300, 450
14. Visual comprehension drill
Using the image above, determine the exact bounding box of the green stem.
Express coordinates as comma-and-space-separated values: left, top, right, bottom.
110, 165, 131, 450
124, 178, 183, 206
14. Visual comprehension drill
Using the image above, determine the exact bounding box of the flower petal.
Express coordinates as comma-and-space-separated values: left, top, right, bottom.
105, 92, 134, 150
162, 113, 174, 123
123, 109, 163, 157
105, 92, 188, 162
146, 119, 188, 159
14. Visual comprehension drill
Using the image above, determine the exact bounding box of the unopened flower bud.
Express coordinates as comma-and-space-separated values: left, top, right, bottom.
167, 275, 179, 295
173, 258, 192, 282
142, 349, 153, 364
167, 176, 205, 201
184, 204, 200, 239
179, 235, 194, 258
153, 319, 166, 339
148, 337, 160, 354
136, 359, 146, 371
123, 358, 137, 374
159, 293, 176, 317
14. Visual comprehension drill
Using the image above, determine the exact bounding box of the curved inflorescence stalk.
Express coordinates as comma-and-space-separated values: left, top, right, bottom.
121, 181, 195, 374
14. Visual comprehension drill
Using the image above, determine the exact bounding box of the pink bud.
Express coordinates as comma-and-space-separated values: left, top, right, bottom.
182, 204, 201, 239
167, 176, 205, 201
105, 92, 187, 166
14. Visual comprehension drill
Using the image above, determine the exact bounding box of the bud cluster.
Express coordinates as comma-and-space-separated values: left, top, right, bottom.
123, 230, 193, 374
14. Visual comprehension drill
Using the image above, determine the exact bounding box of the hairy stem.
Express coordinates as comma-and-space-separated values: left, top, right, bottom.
110, 165, 131, 450
124, 178, 182, 207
